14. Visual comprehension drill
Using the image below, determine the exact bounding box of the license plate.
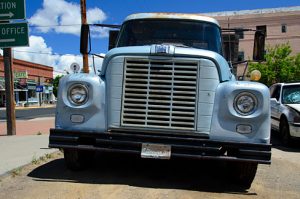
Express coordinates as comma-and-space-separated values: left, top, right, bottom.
141, 143, 171, 159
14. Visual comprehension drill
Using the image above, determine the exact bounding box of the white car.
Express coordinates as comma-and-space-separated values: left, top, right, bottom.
270, 83, 300, 145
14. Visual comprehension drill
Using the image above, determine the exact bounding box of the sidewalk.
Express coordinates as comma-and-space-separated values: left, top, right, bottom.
0, 117, 55, 136
0, 117, 57, 176
0, 135, 57, 176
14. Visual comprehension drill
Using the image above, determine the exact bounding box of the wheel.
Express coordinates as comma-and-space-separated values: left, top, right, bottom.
227, 162, 258, 189
64, 149, 94, 171
280, 119, 291, 146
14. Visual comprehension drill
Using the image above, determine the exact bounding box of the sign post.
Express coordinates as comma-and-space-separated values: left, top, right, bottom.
1, 0, 27, 136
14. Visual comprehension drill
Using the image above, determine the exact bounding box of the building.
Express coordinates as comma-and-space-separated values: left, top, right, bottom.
0, 56, 54, 107
205, 6, 300, 77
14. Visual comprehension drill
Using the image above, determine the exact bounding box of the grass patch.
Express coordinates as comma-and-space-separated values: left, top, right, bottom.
31, 155, 40, 165
45, 153, 53, 159
31, 153, 55, 165
36, 131, 42, 135
10, 168, 22, 177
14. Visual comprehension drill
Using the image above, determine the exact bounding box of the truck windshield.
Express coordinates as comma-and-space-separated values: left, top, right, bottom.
117, 19, 222, 54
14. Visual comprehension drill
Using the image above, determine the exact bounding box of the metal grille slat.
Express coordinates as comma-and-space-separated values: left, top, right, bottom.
122, 58, 198, 130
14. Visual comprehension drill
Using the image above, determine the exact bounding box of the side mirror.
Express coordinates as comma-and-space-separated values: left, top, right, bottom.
270, 98, 280, 105
108, 30, 119, 50
270, 98, 277, 102
253, 30, 265, 61
80, 24, 90, 54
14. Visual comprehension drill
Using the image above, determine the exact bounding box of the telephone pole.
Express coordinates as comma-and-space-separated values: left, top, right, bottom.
80, 0, 89, 73
4, 48, 16, 135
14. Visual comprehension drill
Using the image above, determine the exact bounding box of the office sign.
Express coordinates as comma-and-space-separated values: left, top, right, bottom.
0, 0, 26, 21
0, 22, 29, 48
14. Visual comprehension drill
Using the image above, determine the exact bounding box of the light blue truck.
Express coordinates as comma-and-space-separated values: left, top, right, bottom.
49, 13, 271, 188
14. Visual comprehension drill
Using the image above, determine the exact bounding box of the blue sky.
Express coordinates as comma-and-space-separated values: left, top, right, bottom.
13, 0, 300, 72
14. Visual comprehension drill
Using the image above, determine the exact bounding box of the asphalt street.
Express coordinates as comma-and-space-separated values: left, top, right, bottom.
0, 106, 56, 120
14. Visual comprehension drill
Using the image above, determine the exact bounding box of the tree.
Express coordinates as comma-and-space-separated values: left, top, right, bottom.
249, 43, 300, 86
53, 75, 63, 97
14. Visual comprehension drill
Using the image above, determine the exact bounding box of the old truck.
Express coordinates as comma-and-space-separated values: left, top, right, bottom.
49, 13, 271, 188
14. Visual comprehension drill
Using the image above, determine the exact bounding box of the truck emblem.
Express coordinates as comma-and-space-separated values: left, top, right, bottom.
155, 45, 169, 54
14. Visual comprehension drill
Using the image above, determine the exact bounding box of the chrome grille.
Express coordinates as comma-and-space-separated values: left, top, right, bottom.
121, 58, 198, 130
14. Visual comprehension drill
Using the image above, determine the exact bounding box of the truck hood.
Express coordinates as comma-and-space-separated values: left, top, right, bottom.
286, 104, 300, 113
102, 45, 232, 82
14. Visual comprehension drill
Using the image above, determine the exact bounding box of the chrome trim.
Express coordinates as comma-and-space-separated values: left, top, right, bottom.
68, 83, 89, 106
121, 58, 199, 130
234, 92, 258, 116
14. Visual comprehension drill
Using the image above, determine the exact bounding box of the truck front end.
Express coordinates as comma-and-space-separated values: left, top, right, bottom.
49, 13, 271, 188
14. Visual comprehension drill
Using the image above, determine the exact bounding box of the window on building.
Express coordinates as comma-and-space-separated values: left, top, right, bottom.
235, 28, 244, 39
281, 24, 287, 33
238, 51, 245, 61
256, 25, 267, 37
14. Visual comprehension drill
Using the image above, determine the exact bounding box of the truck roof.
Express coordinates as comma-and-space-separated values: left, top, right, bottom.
124, 13, 220, 27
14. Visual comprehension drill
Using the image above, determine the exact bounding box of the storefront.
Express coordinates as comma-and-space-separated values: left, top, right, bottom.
0, 57, 53, 107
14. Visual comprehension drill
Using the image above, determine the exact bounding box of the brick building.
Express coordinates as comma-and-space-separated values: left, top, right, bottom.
0, 56, 53, 107
205, 6, 300, 77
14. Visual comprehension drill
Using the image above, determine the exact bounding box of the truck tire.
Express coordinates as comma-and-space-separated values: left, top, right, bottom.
64, 149, 94, 171
228, 162, 258, 189
280, 119, 291, 146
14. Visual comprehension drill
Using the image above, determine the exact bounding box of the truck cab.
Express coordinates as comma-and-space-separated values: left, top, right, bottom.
49, 13, 271, 189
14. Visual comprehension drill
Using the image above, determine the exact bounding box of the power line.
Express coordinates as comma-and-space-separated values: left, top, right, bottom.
28, 24, 81, 28
28, 23, 116, 28
12, 50, 77, 56
12, 50, 105, 58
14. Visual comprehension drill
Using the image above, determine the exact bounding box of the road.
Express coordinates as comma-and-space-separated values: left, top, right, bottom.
0, 135, 299, 199
0, 107, 55, 120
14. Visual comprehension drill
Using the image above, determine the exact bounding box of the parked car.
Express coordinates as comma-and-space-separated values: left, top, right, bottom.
270, 83, 300, 145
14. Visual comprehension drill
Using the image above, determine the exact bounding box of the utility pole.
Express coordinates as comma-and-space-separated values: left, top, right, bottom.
80, 0, 89, 73
4, 48, 16, 135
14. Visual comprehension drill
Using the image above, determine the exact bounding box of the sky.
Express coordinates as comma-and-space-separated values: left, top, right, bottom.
3, 0, 300, 74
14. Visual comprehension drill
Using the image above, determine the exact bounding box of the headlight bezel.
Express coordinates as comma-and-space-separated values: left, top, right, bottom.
68, 83, 89, 106
233, 92, 258, 116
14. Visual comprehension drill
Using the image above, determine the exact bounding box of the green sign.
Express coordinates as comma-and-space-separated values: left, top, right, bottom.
0, 22, 29, 48
14, 71, 28, 79
0, 0, 25, 20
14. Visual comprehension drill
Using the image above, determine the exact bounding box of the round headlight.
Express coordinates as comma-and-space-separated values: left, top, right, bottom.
234, 92, 257, 115
68, 84, 88, 105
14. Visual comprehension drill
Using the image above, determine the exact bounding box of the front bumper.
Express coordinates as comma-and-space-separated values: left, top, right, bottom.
49, 128, 271, 164
290, 123, 300, 138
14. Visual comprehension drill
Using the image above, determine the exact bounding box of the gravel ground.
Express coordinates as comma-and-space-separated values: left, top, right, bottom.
0, 144, 299, 199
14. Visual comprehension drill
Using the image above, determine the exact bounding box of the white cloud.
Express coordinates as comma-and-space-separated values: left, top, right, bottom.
14, 36, 59, 67
29, 0, 108, 37
12, 35, 104, 76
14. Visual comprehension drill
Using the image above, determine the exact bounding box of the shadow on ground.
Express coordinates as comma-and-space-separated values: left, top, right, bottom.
271, 130, 300, 153
28, 152, 256, 195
